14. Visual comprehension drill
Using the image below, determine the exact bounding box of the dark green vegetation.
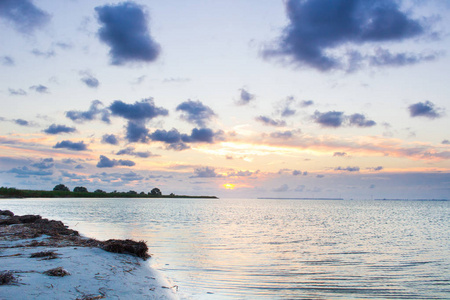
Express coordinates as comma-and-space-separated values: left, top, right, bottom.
0, 186, 217, 199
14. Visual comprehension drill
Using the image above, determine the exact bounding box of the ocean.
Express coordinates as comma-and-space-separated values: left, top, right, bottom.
1, 198, 449, 299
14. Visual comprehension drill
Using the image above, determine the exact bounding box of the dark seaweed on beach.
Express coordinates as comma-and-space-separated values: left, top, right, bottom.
43, 267, 70, 277
0, 271, 17, 285
30, 250, 59, 260
0, 210, 14, 217
101, 239, 150, 260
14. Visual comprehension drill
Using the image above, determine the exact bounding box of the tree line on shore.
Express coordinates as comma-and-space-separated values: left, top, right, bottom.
0, 185, 217, 199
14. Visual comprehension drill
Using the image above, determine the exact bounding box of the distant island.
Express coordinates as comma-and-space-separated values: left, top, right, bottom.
258, 197, 344, 200
0, 185, 218, 199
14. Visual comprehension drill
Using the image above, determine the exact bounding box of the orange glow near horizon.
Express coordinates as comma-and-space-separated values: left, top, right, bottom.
223, 183, 235, 190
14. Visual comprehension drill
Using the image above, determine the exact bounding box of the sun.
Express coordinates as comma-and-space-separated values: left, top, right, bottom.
223, 183, 235, 190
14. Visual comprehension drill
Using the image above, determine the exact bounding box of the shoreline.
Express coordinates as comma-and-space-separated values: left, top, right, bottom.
0, 210, 179, 299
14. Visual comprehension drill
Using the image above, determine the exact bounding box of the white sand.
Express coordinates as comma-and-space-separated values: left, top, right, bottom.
0, 228, 179, 299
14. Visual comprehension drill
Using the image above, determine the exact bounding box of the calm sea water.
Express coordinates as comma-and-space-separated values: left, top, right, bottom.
1, 198, 449, 299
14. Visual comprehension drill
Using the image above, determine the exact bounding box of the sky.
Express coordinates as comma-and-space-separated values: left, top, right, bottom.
0, 0, 449, 199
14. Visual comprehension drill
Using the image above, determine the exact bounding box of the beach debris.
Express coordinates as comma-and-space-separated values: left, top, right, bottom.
0, 253, 22, 258
75, 286, 107, 300
43, 267, 70, 277
162, 285, 179, 291
101, 239, 150, 260
30, 250, 59, 260
0, 271, 17, 285
76, 295, 105, 300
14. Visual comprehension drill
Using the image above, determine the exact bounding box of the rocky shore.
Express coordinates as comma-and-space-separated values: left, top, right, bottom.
0, 210, 178, 299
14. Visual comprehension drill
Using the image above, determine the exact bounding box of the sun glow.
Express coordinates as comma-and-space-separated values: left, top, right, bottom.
223, 183, 235, 190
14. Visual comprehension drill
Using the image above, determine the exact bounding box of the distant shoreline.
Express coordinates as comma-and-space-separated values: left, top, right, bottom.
0, 187, 217, 199
258, 197, 344, 200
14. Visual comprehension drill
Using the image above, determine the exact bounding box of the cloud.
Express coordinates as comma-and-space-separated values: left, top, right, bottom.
237, 89, 255, 105
90, 171, 143, 182
181, 128, 216, 143
8, 88, 27, 96
408, 101, 444, 119
150, 128, 182, 144
191, 167, 220, 178
334, 166, 360, 172
60, 170, 86, 180
125, 121, 149, 143
314, 111, 375, 128
31, 158, 54, 170
31, 49, 55, 58
162, 77, 190, 83
1, 56, 14, 66
348, 113, 376, 127
62, 158, 77, 164
295, 185, 305, 192
167, 143, 190, 151
101, 134, 119, 145
80, 71, 99, 88
43, 124, 76, 135
149, 127, 220, 149
270, 130, 294, 139
367, 166, 383, 171
29, 84, 49, 93
273, 184, 289, 192
333, 152, 347, 157
227, 170, 258, 177
264, 0, 429, 71
275, 96, 297, 117
110, 98, 168, 121
96, 155, 135, 168
369, 47, 438, 67
0, 0, 50, 33
443, 140, 450, 145
116, 147, 157, 158
95, 2, 161, 65
14, 119, 29, 126
313, 111, 345, 127
66, 100, 111, 123
255, 116, 286, 127
53, 140, 88, 151
292, 170, 302, 176
55, 42, 72, 50
300, 100, 314, 107
176, 100, 216, 127
7, 166, 52, 177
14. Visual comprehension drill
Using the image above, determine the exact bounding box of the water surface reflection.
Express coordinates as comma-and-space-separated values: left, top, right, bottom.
1, 198, 449, 299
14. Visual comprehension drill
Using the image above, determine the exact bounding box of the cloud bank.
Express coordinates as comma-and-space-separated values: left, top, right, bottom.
264, 0, 434, 71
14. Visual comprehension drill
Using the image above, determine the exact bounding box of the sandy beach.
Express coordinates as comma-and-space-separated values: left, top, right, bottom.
0, 210, 178, 300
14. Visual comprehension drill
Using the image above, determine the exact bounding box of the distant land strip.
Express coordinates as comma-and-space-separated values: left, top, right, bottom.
0, 187, 217, 199
258, 197, 344, 200
375, 198, 448, 201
